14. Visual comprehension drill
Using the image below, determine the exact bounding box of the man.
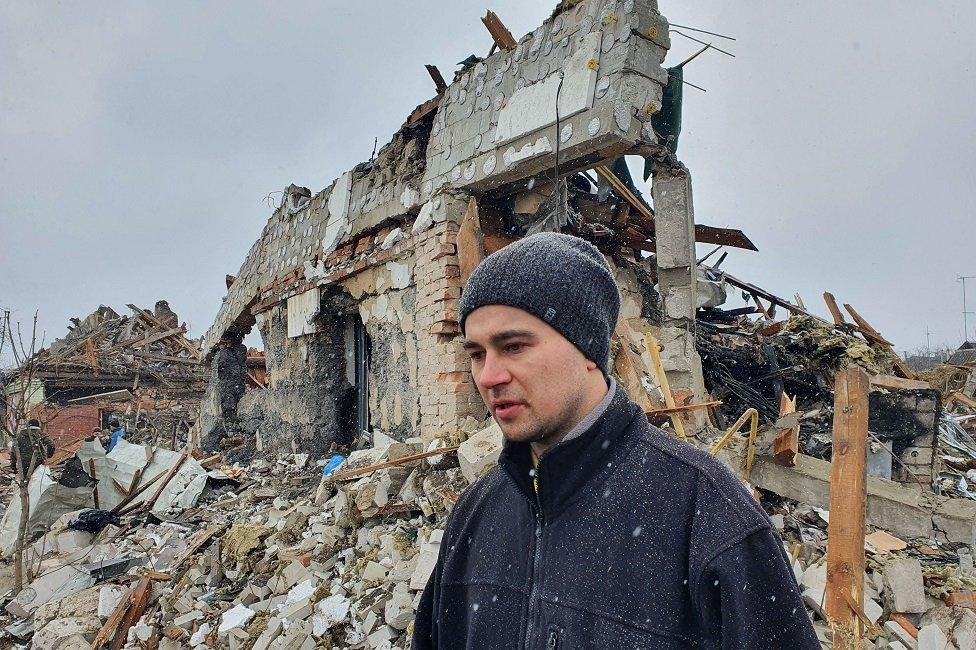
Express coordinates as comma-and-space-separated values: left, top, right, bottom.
413, 233, 818, 648
106, 417, 125, 452
9, 419, 54, 478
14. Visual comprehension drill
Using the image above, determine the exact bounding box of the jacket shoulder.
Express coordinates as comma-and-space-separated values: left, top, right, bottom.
631, 421, 770, 532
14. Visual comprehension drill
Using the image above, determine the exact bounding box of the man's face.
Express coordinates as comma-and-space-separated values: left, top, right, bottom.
463, 305, 598, 446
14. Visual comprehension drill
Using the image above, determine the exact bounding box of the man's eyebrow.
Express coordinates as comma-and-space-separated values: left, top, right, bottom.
461, 329, 536, 350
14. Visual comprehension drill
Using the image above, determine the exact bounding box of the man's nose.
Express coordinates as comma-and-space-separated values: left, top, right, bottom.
476, 351, 511, 390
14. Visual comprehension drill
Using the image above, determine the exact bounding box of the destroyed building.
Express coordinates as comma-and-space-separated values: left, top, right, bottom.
1, 302, 205, 463
198, 0, 764, 459
4, 2, 976, 649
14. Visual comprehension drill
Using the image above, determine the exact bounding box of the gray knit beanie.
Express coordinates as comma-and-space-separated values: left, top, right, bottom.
459, 232, 620, 376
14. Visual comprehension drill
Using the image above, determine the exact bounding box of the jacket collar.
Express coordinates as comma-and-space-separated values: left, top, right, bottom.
498, 388, 644, 521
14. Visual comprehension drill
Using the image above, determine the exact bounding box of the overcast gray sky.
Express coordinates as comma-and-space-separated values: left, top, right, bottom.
2, 1, 974, 365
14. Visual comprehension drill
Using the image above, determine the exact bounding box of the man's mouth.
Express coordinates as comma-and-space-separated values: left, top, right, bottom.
492, 400, 525, 420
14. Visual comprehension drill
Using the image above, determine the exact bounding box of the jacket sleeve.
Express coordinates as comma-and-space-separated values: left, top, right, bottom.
411, 546, 443, 649
694, 527, 820, 649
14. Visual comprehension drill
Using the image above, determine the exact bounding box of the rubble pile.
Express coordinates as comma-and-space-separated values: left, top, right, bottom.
769, 496, 976, 648
0, 419, 495, 649
37, 302, 205, 388
2, 399, 976, 648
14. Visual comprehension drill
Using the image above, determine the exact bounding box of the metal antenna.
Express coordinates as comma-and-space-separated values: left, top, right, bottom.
960, 275, 975, 343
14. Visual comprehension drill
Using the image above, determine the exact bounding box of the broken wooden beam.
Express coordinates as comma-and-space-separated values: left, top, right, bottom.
594, 164, 655, 228
823, 292, 847, 325
646, 400, 721, 416
645, 332, 686, 438
842, 303, 915, 379
870, 374, 930, 391
825, 367, 870, 646
772, 393, 799, 467
425, 64, 448, 92
457, 197, 486, 285
90, 586, 133, 649
110, 577, 152, 650
481, 10, 517, 51
330, 446, 461, 482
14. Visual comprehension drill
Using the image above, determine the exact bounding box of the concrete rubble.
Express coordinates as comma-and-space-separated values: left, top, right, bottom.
0, 419, 971, 648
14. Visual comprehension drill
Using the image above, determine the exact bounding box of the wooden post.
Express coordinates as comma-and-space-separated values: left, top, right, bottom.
645, 333, 686, 438
457, 198, 486, 285
826, 367, 870, 647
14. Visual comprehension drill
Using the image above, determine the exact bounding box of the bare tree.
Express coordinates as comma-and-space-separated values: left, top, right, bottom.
0, 311, 52, 594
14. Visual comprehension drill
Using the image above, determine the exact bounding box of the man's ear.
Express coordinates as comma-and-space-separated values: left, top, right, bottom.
585, 359, 598, 371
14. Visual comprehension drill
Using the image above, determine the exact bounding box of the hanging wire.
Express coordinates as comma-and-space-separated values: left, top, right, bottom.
671, 30, 735, 58
553, 71, 565, 224
668, 22, 736, 41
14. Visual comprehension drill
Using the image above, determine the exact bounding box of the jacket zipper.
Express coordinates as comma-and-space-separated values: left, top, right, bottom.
523, 494, 544, 649
547, 630, 559, 649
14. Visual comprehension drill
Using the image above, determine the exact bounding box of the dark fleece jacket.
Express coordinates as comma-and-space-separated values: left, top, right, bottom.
412, 389, 819, 649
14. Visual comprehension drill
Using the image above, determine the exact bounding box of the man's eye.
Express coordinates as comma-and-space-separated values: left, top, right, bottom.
469, 351, 485, 361
505, 343, 524, 353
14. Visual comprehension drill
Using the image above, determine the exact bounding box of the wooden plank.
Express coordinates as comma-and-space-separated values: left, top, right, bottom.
126, 304, 201, 359
826, 367, 870, 647
870, 374, 930, 391
169, 525, 226, 573
644, 333, 686, 438
823, 292, 847, 325
330, 446, 461, 482
842, 305, 895, 348
130, 326, 186, 349
692, 224, 758, 251
647, 401, 721, 416
89, 459, 100, 509
457, 197, 486, 285
110, 577, 151, 650
772, 392, 799, 467
481, 10, 517, 51
136, 451, 189, 513
425, 64, 447, 92
111, 469, 167, 514
949, 391, 976, 410
131, 350, 200, 365
90, 587, 132, 649
889, 612, 919, 638
594, 165, 656, 227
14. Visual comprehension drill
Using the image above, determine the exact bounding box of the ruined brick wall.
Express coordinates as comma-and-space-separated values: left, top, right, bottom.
412, 194, 486, 442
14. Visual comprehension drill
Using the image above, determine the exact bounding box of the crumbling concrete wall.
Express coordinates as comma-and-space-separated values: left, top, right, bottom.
651, 161, 707, 417
424, 0, 669, 194
198, 340, 246, 448
240, 290, 357, 458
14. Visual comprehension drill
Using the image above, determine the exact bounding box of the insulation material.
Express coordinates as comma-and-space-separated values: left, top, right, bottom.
287, 287, 321, 338
495, 31, 601, 144
0, 466, 94, 557
78, 439, 209, 517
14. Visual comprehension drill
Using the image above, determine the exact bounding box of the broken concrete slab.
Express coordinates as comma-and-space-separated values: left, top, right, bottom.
916, 623, 951, 650
5, 563, 94, 618
883, 557, 928, 614
457, 421, 503, 484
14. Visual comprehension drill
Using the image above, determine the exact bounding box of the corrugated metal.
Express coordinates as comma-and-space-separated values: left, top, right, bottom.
286, 288, 321, 338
